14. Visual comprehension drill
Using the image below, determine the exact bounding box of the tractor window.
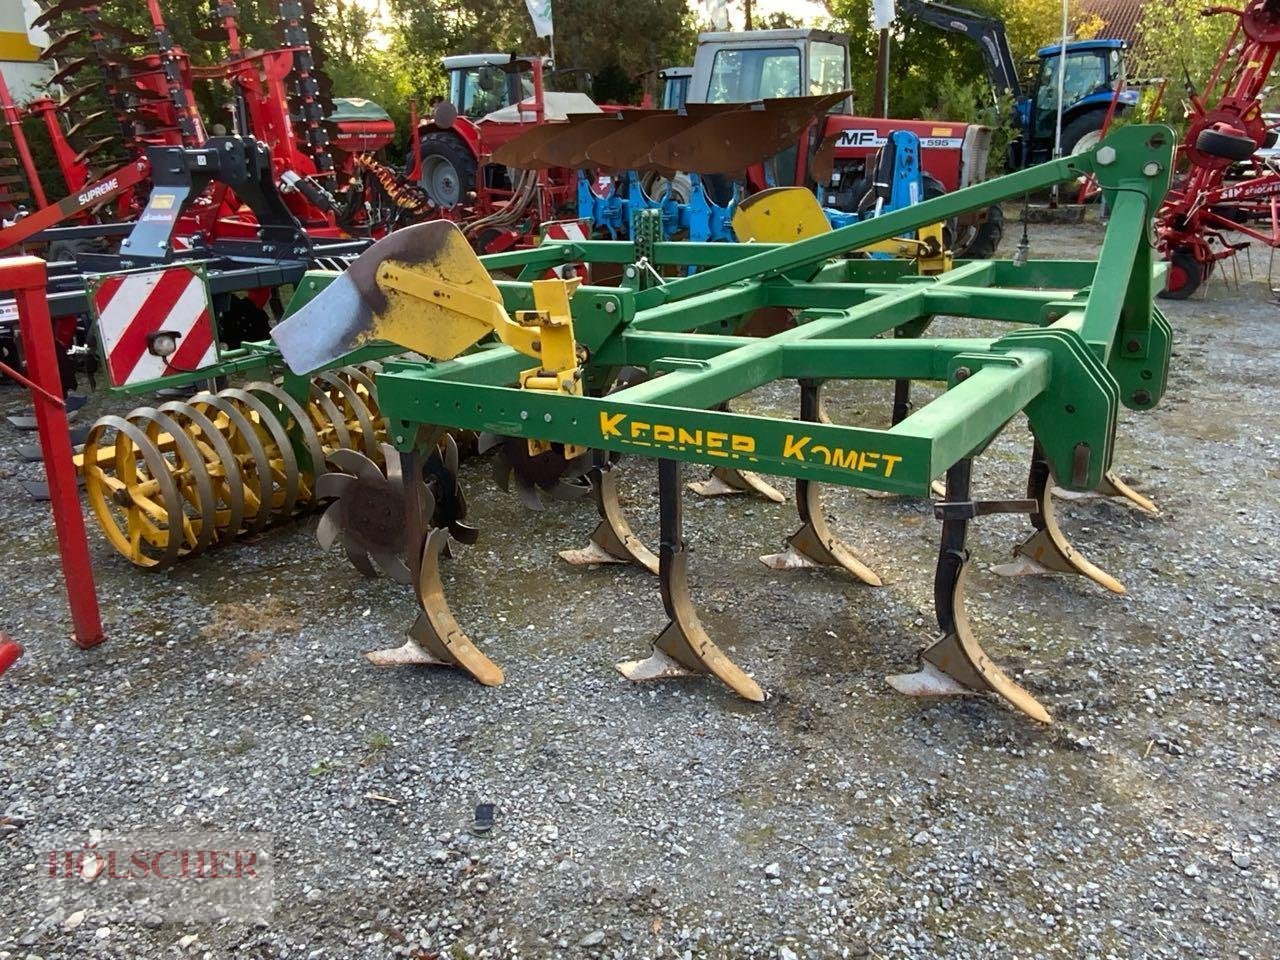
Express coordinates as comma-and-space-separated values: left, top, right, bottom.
451, 66, 513, 119
1032, 50, 1110, 139
808, 42, 847, 97
662, 74, 691, 110
707, 47, 801, 102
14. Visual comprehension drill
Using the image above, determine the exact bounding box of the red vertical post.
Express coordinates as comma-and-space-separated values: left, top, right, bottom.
0, 70, 49, 209
0, 636, 22, 675
2, 256, 104, 648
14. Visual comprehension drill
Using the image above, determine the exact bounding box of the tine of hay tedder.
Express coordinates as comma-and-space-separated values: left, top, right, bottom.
78, 124, 1176, 724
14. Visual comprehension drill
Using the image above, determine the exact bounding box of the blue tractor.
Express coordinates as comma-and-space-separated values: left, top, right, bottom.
902, 1, 1137, 167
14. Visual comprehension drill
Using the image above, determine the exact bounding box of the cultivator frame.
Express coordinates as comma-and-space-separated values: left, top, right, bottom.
251, 125, 1175, 723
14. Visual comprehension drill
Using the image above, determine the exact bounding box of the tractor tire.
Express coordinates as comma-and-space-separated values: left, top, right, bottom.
1195, 127, 1257, 162
641, 171, 693, 205
1061, 110, 1108, 157
1160, 248, 1204, 300
920, 176, 1004, 259
956, 203, 1004, 259
416, 132, 477, 209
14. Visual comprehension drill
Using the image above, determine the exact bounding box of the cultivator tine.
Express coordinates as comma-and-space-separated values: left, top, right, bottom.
64, 109, 109, 140
559, 464, 659, 573
73, 136, 114, 165
1053, 469, 1159, 515
616, 459, 765, 702
40, 29, 87, 60
50, 56, 92, 85
686, 402, 784, 502
758, 382, 880, 584
886, 459, 1052, 724
57, 82, 99, 110
760, 478, 882, 585
96, 22, 148, 44
32, 0, 99, 28
365, 528, 505, 686
687, 466, 785, 502
991, 447, 1125, 594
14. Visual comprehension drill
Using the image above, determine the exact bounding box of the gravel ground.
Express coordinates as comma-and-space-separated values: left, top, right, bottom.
1, 219, 1278, 960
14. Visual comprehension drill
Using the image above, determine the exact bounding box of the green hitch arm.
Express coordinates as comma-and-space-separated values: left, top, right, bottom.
636, 125, 1176, 311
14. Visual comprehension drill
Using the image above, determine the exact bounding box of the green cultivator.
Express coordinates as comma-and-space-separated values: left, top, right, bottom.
85, 125, 1177, 724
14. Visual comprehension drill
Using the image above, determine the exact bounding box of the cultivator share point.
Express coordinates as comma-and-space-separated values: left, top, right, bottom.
235, 124, 1169, 724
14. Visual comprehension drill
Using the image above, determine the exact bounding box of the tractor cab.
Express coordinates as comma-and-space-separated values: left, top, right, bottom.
688, 29, 853, 114
686, 29, 853, 189
659, 67, 693, 110
1018, 39, 1136, 163
442, 54, 536, 121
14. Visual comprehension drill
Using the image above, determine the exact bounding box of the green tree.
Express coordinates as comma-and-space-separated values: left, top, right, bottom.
386, 0, 698, 106
1131, 0, 1235, 116
824, 0, 1087, 120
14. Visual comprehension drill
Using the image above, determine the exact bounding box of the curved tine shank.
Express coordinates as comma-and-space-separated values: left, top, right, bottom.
759, 479, 882, 586
758, 382, 880, 585
615, 460, 765, 702
887, 559, 1052, 724
1053, 468, 1159, 516
365, 528, 505, 686
991, 456, 1124, 594
886, 459, 1052, 724
559, 466, 659, 574
687, 465, 786, 503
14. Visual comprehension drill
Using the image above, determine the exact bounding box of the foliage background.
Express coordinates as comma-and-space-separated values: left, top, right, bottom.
11, 0, 1254, 188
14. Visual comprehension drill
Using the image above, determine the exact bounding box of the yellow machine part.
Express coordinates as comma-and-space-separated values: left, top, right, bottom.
731, 186, 951, 274
731, 187, 833, 243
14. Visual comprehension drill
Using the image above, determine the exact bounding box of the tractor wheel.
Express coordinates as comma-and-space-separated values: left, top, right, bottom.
1195, 127, 1257, 162
1061, 110, 1108, 157
920, 176, 1004, 259
1160, 248, 1203, 300
956, 202, 1004, 259
416, 132, 477, 209
641, 171, 693, 204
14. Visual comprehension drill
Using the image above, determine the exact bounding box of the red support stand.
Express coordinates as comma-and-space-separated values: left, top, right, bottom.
0, 256, 105, 648
0, 637, 23, 675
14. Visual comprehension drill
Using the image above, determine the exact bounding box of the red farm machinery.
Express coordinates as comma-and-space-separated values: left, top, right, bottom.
1156, 0, 1280, 298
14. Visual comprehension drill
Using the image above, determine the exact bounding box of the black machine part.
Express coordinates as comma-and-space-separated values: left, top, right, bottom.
898, 0, 1023, 102
115, 137, 312, 267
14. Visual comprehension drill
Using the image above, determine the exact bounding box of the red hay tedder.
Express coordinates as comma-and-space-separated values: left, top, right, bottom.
1157, 0, 1280, 299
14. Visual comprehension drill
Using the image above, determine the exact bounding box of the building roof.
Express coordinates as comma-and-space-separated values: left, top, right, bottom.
1079, 0, 1146, 46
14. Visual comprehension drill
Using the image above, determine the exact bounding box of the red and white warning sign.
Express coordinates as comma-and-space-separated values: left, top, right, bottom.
540, 219, 592, 282
89, 264, 218, 389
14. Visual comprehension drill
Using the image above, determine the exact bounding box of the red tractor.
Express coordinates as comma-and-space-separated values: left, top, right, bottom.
409, 53, 627, 250
683, 28, 1003, 257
